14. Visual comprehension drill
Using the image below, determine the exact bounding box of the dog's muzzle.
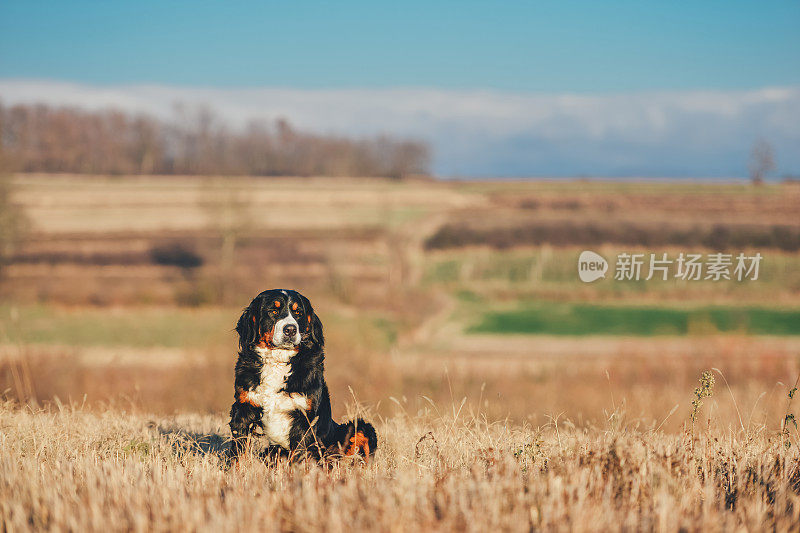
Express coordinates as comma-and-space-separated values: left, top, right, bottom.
272, 314, 301, 347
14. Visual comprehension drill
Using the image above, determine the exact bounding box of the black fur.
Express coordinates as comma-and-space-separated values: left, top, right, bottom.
229, 289, 377, 462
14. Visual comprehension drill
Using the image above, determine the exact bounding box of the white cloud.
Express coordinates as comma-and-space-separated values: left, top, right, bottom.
1, 79, 798, 177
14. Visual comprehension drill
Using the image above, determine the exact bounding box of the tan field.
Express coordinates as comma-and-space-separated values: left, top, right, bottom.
2, 174, 800, 530
4, 397, 800, 531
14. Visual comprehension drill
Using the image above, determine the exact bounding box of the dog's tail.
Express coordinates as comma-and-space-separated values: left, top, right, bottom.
327, 418, 378, 458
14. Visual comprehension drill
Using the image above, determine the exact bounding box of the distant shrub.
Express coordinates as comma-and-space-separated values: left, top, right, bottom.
518, 199, 540, 210
149, 243, 204, 269
548, 199, 583, 210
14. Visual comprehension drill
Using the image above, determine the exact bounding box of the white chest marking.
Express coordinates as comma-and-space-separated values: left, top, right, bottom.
248, 347, 309, 449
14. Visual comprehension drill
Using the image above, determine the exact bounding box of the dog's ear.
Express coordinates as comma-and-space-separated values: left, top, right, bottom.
310, 309, 324, 347
235, 303, 259, 350
298, 293, 324, 347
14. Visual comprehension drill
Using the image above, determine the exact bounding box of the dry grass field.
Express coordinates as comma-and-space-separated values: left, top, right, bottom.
2, 174, 800, 530
4, 392, 800, 532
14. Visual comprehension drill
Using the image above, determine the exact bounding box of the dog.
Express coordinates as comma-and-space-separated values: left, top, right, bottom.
229, 289, 377, 462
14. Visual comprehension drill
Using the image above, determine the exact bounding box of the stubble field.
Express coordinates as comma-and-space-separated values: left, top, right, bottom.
4, 395, 800, 531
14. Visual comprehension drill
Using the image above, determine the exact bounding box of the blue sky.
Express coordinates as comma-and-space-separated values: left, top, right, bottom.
1, 1, 798, 91
1, 1, 798, 177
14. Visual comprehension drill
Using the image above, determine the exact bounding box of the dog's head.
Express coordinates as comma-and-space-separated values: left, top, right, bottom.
236, 289, 324, 352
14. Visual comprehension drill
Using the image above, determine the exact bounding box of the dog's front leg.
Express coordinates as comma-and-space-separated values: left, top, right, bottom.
228, 395, 263, 463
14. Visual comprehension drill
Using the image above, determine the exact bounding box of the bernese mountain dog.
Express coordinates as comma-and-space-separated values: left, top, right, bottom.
229, 289, 377, 462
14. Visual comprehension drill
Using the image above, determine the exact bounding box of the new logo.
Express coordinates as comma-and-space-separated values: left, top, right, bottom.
578, 250, 608, 283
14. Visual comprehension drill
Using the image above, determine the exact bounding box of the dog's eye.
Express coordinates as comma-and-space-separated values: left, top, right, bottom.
273, 300, 281, 308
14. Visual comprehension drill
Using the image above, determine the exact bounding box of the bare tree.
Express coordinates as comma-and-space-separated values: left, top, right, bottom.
0, 176, 30, 277
749, 139, 776, 185
200, 178, 254, 304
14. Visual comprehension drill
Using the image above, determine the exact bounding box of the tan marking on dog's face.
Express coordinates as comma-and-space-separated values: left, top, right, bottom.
256, 326, 275, 348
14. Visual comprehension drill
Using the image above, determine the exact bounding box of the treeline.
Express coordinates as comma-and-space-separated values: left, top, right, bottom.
0, 102, 430, 178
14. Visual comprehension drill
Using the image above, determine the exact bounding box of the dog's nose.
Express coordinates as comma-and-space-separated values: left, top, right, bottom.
283, 324, 297, 338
